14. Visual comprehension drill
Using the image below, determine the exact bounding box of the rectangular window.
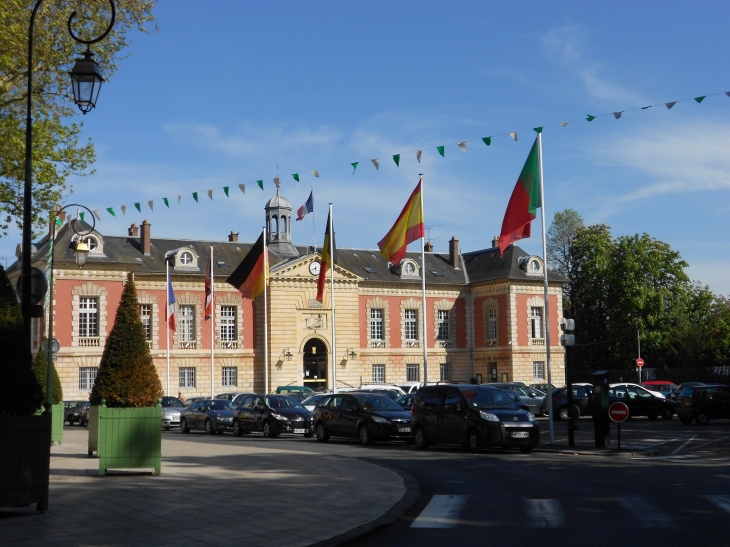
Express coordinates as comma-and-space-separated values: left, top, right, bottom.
440, 363, 452, 382
437, 310, 449, 341
79, 297, 99, 337
370, 309, 383, 340
222, 366, 237, 387
533, 361, 545, 380
179, 367, 196, 388
140, 304, 152, 340
372, 364, 385, 384
79, 367, 98, 391
487, 308, 498, 341
220, 306, 237, 342
404, 309, 418, 340
406, 363, 420, 382
530, 307, 543, 339
180, 305, 195, 342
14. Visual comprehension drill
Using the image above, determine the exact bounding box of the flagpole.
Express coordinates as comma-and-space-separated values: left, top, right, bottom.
329, 204, 338, 394
537, 132, 554, 444
419, 175, 428, 385
263, 227, 270, 395
166, 260, 170, 397
312, 186, 316, 250
210, 245, 215, 399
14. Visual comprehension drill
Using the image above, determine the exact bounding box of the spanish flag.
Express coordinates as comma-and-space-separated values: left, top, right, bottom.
378, 178, 424, 266
316, 210, 336, 303
227, 232, 268, 300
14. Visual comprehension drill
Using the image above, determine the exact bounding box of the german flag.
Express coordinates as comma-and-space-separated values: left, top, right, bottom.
227, 232, 268, 300
378, 177, 424, 266
316, 210, 336, 303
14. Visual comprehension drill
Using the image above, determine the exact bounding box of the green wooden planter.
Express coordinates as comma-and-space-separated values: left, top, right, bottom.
0, 410, 51, 512
51, 403, 64, 445
88, 400, 162, 476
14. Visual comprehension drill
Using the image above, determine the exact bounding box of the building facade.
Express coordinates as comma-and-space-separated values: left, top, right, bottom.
9, 190, 567, 401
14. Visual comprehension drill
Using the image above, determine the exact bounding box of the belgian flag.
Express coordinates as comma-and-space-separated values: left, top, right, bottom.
316, 210, 336, 303
227, 232, 268, 299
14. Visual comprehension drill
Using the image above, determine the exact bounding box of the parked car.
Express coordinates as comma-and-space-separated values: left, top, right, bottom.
397, 382, 422, 394
359, 384, 406, 396
64, 401, 85, 424
551, 385, 591, 421
411, 384, 540, 453
608, 383, 675, 420
68, 401, 90, 426
489, 383, 547, 416
529, 383, 556, 395
301, 393, 332, 412
670, 382, 706, 401
161, 396, 184, 430
350, 387, 404, 401
313, 392, 412, 445
233, 394, 313, 438
180, 399, 235, 434
676, 384, 730, 425
642, 381, 678, 399
395, 392, 416, 410
181, 396, 206, 408
275, 386, 314, 395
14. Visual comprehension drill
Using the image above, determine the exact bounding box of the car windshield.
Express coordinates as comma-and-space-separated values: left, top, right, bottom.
301, 395, 322, 406
265, 396, 304, 409
207, 400, 232, 410
460, 388, 519, 410
650, 385, 673, 393
162, 397, 184, 408
353, 394, 403, 411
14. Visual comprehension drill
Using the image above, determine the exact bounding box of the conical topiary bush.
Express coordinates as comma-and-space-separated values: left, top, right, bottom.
90, 273, 162, 407
33, 349, 63, 405
0, 266, 43, 416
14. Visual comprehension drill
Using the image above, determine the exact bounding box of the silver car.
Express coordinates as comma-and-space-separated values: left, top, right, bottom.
490, 383, 548, 416
162, 396, 184, 430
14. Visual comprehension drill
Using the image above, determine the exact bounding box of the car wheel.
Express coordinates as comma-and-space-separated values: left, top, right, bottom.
648, 414, 658, 421
315, 422, 330, 442
468, 429, 484, 453
358, 425, 373, 445
558, 406, 570, 421
262, 421, 273, 438
205, 419, 214, 434
662, 408, 673, 421
180, 418, 190, 434
519, 445, 534, 454
696, 412, 710, 426
233, 420, 242, 437
679, 416, 693, 425
413, 427, 429, 450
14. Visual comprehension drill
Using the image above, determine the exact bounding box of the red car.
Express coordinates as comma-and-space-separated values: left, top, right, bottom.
641, 380, 677, 398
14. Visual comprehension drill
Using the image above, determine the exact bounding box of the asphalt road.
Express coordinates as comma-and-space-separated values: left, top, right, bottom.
158, 417, 730, 547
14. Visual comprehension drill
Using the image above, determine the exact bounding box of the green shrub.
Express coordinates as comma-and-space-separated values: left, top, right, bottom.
0, 266, 44, 415
33, 348, 63, 405
90, 273, 162, 407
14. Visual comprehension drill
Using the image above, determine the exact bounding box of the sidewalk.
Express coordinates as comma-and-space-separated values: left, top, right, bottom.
0, 428, 409, 547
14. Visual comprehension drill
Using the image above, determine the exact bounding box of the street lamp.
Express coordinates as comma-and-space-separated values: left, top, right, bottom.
21, 0, 116, 343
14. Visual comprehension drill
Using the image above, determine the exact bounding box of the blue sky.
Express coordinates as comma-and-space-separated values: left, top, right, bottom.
8, 1, 730, 294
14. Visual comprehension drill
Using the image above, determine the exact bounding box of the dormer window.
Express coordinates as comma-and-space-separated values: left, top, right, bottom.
399, 258, 420, 279
179, 251, 193, 266
72, 233, 103, 256
169, 247, 199, 270
519, 255, 544, 276
404, 262, 415, 275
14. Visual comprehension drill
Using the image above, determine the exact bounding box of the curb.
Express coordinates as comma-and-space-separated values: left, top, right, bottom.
309, 459, 420, 547
534, 447, 659, 458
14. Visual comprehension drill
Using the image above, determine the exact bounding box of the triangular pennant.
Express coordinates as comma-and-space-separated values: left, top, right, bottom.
641, 106, 651, 110
665, 102, 676, 109
163, 197, 169, 208
725, 92, 730, 97
239, 183, 246, 194
192, 192, 198, 202
458, 142, 467, 152
613, 112, 622, 119
371, 158, 379, 170
586, 115, 596, 122
694, 96, 706, 104
560, 122, 569, 127
311, 170, 319, 177
351, 162, 358, 174
292, 173, 300, 182
54, 216, 63, 227
223, 187, 229, 197
134, 203, 141, 213
79, 212, 85, 223
93, 210, 101, 221
392, 154, 400, 167
121, 205, 126, 215
207, 189, 213, 200
509, 132, 518, 141
533, 127, 543, 134
437, 146, 445, 157
416, 150, 422, 162
177, 195, 182, 205
482, 137, 491, 146
106, 207, 116, 217
148, 200, 154, 211
257, 180, 264, 190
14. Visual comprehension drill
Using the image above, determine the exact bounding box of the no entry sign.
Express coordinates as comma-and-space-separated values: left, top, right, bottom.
608, 402, 630, 423
636, 358, 644, 367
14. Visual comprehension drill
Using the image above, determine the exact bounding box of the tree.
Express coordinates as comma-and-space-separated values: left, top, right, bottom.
0, 265, 43, 415
90, 272, 161, 407
547, 209, 584, 310
0, 0, 157, 237
32, 348, 63, 404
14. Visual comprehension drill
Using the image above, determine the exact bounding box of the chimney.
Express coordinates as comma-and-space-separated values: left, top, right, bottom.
449, 237, 460, 269
492, 235, 500, 248
128, 223, 139, 237
140, 220, 151, 255
228, 231, 239, 242
424, 241, 434, 252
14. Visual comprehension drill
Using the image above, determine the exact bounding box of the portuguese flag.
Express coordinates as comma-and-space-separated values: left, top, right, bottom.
498, 136, 542, 257
227, 232, 268, 300
378, 178, 425, 266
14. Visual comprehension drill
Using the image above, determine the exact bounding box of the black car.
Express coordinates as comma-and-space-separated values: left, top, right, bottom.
395, 392, 416, 410
551, 385, 591, 421
68, 401, 90, 426
312, 393, 412, 445
180, 399, 235, 434
233, 394, 313, 438
670, 382, 706, 402
676, 384, 730, 425
64, 401, 85, 424
411, 384, 540, 453
608, 383, 675, 420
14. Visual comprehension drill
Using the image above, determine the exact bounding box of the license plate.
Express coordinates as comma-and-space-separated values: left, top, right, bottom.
398, 427, 411, 433
511, 431, 529, 438
294, 429, 307, 434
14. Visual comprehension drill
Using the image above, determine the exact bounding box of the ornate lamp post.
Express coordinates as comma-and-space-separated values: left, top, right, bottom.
21, 1, 116, 341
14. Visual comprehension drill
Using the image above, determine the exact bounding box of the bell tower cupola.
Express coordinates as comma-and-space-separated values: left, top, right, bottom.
264, 178, 299, 258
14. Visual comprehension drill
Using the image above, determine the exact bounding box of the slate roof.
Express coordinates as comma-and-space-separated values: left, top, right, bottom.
462, 244, 568, 284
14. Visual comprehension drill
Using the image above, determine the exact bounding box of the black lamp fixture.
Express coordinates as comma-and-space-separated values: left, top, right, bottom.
69, 48, 105, 114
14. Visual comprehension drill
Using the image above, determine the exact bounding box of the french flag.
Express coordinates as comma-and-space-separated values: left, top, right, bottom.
296, 190, 314, 221
167, 269, 176, 331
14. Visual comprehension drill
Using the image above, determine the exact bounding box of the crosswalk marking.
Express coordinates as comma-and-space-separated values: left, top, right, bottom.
704, 495, 730, 513
618, 496, 677, 528
411, 495, 468, 528
525, 499, 565, 528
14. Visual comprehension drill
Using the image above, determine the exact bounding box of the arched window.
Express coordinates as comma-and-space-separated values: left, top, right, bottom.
281, 216, 287, 233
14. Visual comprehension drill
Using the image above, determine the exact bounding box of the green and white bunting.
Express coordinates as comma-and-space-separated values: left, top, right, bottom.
393, 154, 400, 167
437, 146, 445, 157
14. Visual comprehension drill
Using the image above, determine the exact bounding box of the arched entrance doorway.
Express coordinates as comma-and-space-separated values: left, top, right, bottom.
302, 338, 328, 390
